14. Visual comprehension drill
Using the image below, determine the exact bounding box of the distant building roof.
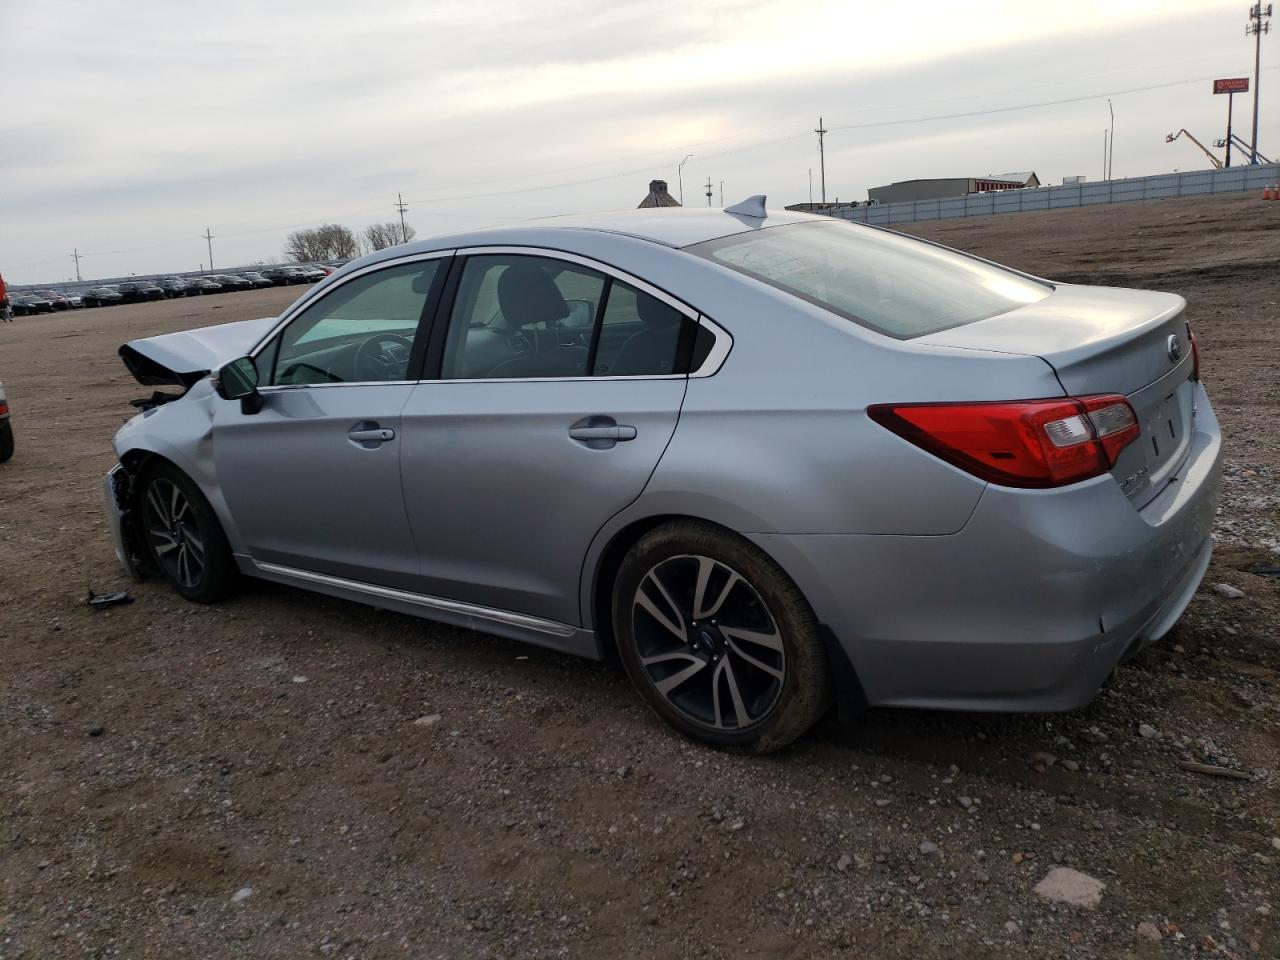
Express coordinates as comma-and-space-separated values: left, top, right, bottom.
784, 201, 861, 213
992, 171, 1040, 186
638, 179, 681, 208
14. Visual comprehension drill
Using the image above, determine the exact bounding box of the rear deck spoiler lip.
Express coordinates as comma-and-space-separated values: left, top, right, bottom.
917, 283, 1186, 360
118, 316, 277, 389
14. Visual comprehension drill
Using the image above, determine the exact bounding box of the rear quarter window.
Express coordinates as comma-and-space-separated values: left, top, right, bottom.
687, 220, 1050, 339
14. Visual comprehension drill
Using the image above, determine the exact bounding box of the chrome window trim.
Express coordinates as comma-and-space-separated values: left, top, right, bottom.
446, 244, 733, 379
245, 244, 733, 389
255, 561, 577, 638
249, 249, 457, 362
257, 380, 417, 393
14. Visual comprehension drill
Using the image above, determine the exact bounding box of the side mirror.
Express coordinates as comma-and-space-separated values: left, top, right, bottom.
216, 356, 264, 414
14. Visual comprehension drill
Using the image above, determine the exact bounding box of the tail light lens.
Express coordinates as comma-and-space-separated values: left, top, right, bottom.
0, 401, 8, 417
1187, 323, 1200, 381
868, 395, 1140, 489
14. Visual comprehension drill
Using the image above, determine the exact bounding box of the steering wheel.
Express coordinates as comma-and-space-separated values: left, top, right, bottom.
354, 333, 414, 382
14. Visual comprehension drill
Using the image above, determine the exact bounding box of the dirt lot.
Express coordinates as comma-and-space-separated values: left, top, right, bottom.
1, 194, 1278, 960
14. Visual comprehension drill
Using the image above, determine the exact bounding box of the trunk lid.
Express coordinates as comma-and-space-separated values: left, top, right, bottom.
921, 284, 1195, 508
119, 316, 277, 389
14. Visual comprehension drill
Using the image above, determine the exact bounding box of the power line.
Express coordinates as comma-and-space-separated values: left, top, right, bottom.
9, 64, 1279, 279
401, 69, 1278, 208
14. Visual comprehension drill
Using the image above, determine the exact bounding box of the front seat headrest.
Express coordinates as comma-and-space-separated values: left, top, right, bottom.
636, 290, 683, 327
497, 262, 569, 328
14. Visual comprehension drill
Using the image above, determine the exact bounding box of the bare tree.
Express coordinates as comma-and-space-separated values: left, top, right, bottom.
284, 223, 360, 263
363, 221, 416, 252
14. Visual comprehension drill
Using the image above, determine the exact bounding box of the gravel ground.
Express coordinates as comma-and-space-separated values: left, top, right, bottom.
1, 193, 1278, 959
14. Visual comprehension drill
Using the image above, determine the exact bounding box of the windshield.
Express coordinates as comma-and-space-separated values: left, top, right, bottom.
688, 221, 1050, 339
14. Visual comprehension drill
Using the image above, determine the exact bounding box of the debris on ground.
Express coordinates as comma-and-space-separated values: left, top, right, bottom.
1178, 760, 1252, 780
85, 589, 133, 611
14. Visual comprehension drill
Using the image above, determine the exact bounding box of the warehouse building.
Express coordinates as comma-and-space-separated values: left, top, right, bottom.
867, 172, 1039, 205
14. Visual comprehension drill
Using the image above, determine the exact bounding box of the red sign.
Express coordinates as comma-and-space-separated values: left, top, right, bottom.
1214, 78, 1250, 94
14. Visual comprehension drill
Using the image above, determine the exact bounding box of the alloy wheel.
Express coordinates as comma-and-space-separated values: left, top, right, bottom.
631, 555, 786, 731
143, 478, 206, 590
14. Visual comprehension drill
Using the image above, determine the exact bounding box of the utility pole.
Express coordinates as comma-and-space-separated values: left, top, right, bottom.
202, 227, 214, 272
1247, 2, 1272, 164
1107, 99, 1115, 179
1103, 130, 1108, 180
395, 193, 409, 243
704, 177, 713, 206
71, 248, 81, 282
719, 181, 724, 205
814, 117, 828, 204
677, 155, 693, 205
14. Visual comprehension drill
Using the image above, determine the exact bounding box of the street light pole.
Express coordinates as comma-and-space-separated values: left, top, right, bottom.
677, 155, 693, 206
1107, 99, 1115, 179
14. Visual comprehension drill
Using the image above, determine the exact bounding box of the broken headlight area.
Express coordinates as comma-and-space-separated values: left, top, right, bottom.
108, 464, 154, 579
131, 391, 184, 412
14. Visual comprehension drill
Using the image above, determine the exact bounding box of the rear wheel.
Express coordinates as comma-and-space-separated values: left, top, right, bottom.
139, 462, 238, 602
613, 521, 831, 753
0, 421, 13, 463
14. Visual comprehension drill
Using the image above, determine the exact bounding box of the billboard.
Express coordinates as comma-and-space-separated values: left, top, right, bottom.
1213, 78, 1250, 94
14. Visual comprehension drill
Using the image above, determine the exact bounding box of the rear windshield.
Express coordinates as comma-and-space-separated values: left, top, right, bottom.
688, 221, 1050, 339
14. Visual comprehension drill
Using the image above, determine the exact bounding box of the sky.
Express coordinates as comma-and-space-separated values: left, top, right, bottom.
1, 0, 1275, 284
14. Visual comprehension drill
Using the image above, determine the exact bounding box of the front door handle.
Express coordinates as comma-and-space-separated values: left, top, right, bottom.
569, 416, 637, 449
348, 422, 395, 447
569, 425, 637, 441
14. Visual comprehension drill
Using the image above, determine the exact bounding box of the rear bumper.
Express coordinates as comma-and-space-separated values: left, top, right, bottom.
753, 382, 1223, 712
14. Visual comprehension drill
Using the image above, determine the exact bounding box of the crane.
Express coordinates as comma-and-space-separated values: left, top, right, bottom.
1165, 130, 1223, 169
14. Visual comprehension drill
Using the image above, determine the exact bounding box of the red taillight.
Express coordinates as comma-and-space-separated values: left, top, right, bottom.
1187, 324, 1201, 381
0, 401, 8, 417
868, 395, 1140, 489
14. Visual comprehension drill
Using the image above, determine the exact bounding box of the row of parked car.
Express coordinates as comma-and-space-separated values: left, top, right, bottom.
8, 264, 335, 315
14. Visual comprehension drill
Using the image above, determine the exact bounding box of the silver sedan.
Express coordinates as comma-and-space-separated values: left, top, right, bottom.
102, 200, 1221, 752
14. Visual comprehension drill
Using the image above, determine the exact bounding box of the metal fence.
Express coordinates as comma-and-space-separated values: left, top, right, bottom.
829, 163, 1280, 226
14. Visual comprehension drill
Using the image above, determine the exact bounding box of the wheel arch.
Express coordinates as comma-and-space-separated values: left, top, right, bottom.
584, 511, 868, 720
114, 431, 246, 557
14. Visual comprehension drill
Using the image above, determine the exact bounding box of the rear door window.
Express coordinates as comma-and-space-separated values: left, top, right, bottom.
439, 254, 701, 380
688, 221, 1050, 339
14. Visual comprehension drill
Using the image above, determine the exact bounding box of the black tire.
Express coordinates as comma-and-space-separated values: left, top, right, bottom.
612, 520, 831, 753
0, 421, 13, 463
138, 461, 238, 603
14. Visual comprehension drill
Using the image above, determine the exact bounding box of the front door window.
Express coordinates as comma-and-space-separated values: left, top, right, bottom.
265, 260, 441, 385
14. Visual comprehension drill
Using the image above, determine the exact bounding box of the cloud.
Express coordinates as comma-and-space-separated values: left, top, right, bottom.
0, 0, 1268, 282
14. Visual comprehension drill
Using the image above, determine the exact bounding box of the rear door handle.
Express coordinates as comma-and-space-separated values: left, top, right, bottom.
569, 416, 637, 448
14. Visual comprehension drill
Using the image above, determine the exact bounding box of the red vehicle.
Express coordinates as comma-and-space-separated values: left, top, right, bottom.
0, 271, 11, 322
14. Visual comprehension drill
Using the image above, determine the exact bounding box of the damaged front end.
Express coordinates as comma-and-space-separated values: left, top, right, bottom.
102, 464, 150, 581
103, 315, 277, 579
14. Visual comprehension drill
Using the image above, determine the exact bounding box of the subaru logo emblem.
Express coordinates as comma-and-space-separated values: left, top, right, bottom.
1167, 334, 1182, 363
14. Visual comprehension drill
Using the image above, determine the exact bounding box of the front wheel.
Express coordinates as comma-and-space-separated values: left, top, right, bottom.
139, 463, 238, 602
612, 521, 831, 753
